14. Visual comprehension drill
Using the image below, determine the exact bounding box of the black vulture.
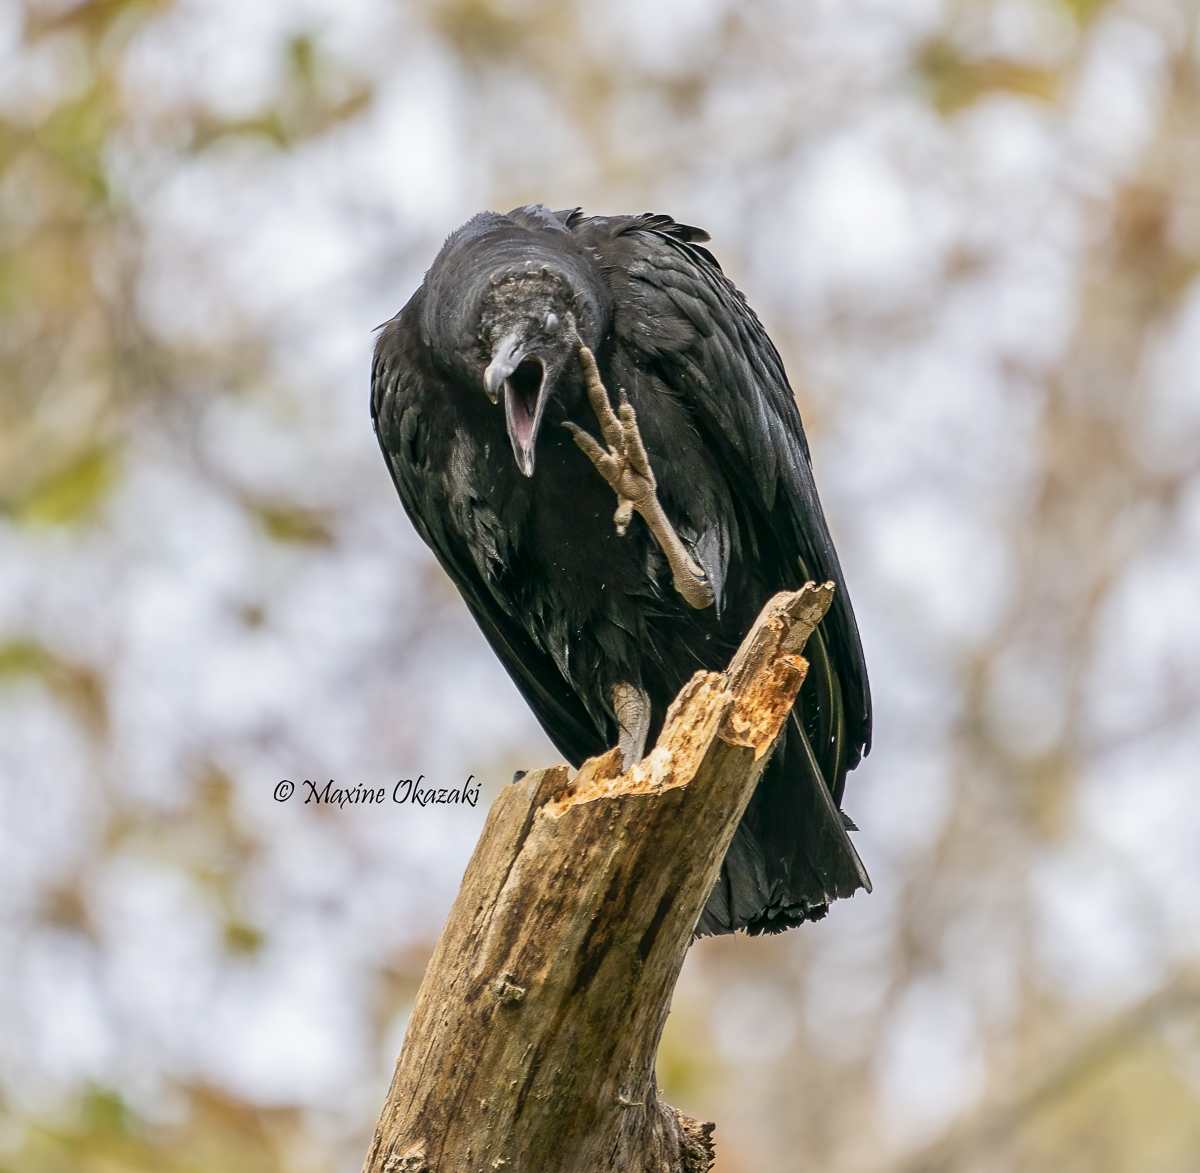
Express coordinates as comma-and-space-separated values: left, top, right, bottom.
372, 205, 872, 935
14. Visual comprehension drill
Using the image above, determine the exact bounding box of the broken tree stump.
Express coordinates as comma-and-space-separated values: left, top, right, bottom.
362, 583, 836, 1173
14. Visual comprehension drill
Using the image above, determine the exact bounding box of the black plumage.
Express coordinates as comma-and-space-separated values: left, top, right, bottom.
372, 205, 872, 935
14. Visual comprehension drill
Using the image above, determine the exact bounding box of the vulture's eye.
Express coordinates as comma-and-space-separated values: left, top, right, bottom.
545, 312, 559, 332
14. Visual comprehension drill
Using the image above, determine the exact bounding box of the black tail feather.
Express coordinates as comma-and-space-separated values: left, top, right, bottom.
696, 710, 870, 937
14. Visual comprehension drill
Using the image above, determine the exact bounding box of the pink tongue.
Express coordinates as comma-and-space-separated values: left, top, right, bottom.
510, 387, 534, 448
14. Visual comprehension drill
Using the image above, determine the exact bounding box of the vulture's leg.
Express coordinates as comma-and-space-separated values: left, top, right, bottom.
611, 681, 652, 769
566, 345, 715, 610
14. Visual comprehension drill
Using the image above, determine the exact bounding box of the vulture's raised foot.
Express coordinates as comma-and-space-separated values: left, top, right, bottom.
566, 345, 715, 610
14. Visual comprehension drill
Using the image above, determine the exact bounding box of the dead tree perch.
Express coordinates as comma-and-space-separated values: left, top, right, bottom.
362, 583, 836, 1173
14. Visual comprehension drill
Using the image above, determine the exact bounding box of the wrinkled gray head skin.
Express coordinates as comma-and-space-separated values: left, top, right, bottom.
419, 206, 610, 476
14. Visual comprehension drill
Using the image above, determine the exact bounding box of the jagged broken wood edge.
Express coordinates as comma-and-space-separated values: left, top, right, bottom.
362, 582, 836, 1173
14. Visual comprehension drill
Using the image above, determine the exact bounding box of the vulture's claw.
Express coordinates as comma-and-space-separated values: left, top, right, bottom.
568, 344, 715, 610
611, 680, 652, 769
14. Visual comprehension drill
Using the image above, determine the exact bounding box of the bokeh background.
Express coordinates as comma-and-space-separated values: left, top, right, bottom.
3, 0, 1200, 1169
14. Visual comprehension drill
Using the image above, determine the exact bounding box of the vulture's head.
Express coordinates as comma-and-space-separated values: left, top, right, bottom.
421, 206, 609, 476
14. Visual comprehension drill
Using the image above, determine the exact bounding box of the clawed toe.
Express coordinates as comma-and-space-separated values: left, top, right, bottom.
569, 345, 715, 611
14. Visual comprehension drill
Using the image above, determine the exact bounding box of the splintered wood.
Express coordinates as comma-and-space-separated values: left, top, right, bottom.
361, 583, 835, 1173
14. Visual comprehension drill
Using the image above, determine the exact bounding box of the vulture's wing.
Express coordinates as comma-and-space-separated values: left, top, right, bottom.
584, 214, 873, 783
372, 298, 603, 766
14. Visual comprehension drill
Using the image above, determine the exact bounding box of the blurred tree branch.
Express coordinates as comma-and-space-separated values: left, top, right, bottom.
879, 966, 1200, 1173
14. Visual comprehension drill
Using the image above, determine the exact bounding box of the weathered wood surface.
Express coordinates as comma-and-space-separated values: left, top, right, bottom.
362, 583, 835, 1173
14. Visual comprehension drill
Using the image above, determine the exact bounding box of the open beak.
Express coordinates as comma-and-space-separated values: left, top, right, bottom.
484, 334, 550, 477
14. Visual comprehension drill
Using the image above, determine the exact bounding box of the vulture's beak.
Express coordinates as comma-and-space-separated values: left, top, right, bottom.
485, 333, 550, 477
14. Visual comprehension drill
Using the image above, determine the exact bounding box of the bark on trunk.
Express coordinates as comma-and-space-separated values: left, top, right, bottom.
362, 583, 834, 1173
